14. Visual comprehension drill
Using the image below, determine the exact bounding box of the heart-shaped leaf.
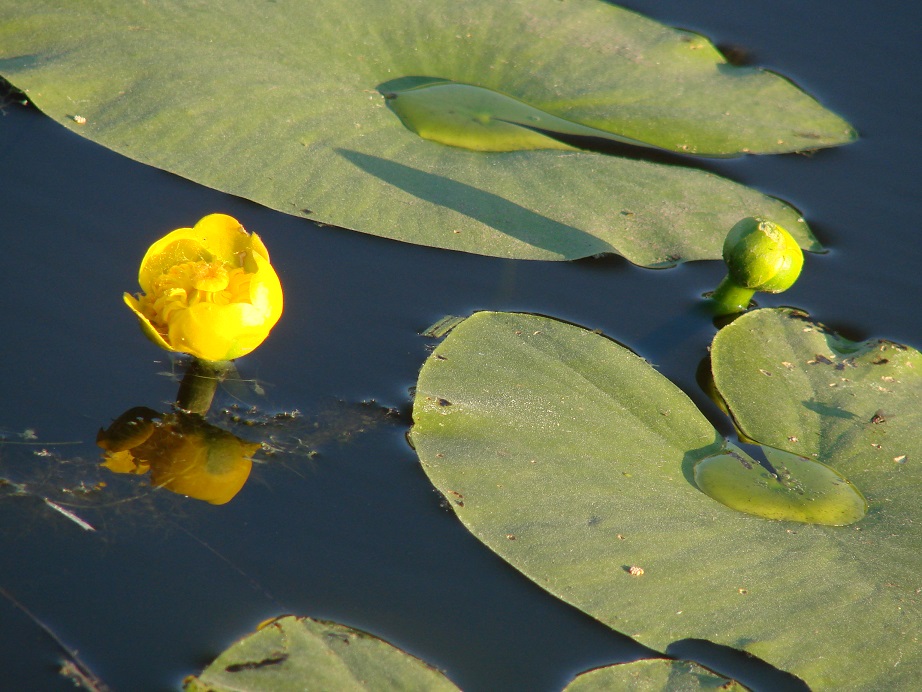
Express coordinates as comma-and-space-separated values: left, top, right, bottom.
0, 0, 847, 263
709, 307, 922, 683
411, 310, 922, 689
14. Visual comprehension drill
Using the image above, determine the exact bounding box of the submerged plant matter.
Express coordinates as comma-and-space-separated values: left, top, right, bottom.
709, 217, 804, 315
124, 214, 283, 362
564, 659, 745, 690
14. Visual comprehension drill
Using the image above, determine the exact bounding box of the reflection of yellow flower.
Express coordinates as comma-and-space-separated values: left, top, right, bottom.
98, 410, 259, 505
124, 214, 283, 362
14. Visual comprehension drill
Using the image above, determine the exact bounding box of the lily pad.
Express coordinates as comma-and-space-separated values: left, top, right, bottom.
564, 659, 745, 691
0, 0, 848, 263
410, 311, 922, 689
183, 615, 458, 691
710, 307, 922, 680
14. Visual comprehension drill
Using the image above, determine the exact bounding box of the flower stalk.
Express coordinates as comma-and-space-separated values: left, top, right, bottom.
175, 358, 229, 415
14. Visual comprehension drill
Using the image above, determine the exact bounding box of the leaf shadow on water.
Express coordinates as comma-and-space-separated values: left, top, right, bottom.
336, 149, 603, 256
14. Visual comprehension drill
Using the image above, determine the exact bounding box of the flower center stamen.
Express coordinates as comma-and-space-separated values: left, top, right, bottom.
191, 261, 231, 293
139, 260, 252, 330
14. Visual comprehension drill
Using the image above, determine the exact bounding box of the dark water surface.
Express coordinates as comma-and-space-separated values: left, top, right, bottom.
1, 1, 919, 690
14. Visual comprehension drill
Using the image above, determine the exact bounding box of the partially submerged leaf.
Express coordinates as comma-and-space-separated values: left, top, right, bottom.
384, 81, 668, 153
564, 659, 746, 691
411, 311, 922, 689
184, 616, 458, 691
0, 0, 844, 263
693, 444, 867, 525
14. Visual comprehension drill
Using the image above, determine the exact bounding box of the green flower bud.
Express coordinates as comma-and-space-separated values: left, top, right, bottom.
709, 217, 804, 316
723, 217, 804, 292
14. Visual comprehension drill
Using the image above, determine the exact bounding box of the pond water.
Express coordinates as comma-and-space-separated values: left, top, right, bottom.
1, 1, 919, 690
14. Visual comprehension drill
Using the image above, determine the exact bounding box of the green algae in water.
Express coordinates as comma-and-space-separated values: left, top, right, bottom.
694, 445, 867, 526
383, 81, 661, 152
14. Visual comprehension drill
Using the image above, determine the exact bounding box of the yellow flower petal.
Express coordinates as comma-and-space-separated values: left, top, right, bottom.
138, 231, 206, 295
249, 251, 284, 324
249, 231, 271, 263
193, 214, 255, 261
138, 216, 259, 292
123, 292, 176, 353
165, 302, 272, 361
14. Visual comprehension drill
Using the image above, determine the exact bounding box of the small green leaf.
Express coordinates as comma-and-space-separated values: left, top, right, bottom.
183, 616, 458, 692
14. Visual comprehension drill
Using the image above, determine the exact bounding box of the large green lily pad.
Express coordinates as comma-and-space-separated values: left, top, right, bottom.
183, 616, 458, 691
0, 0, 848, 263
410, 311, 921, 690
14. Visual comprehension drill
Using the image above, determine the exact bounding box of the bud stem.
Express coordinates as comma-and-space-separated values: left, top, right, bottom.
710, 275, 756, 316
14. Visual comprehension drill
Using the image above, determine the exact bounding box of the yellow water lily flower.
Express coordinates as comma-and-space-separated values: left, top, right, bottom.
124, 214, 283, 362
